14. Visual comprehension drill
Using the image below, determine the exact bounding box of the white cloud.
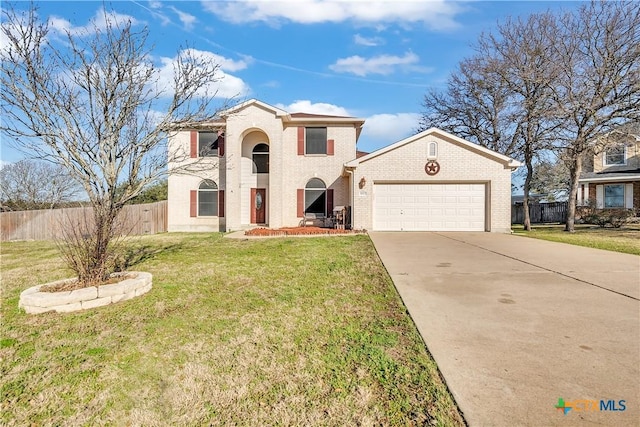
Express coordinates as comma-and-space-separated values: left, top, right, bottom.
48, 8, 139, 37
147, 1, 171, 26
154, 13, 172, 27
359, 113, 421, 149
169, 49, 251, 72
272, 100, 421, 150
201, 0, 462, 30
275, 100, 351, 116
2, 8, 139, 57
261, 80, 280, 88
329, 51, 428, 77
180, 48, 253, 72
156, 49, 251, 99
354, 34, 383, 47
213, 73, 250, 98
144, 109, 169, 127
0, 24, 11, 51
169, 6, 197, 30
47, 16, 72, 34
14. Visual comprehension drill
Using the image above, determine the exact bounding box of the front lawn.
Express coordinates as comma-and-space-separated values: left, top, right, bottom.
512, 224, 640, 255
0, 233, 464, 426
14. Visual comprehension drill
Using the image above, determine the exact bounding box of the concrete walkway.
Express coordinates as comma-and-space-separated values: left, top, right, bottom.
369, 232, 639, 427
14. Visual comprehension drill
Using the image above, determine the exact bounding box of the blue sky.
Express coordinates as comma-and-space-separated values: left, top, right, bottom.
1, 0, 583, 164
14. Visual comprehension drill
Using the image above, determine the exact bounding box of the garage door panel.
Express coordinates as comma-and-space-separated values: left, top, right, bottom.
373, 183, 485, 231
445, 196, 458, 203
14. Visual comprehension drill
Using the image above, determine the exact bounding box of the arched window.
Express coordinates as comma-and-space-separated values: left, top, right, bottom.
252, 143, 269, 173
198, 180, 218, 216
305, 178, 326, 215
427, 141, 438, 159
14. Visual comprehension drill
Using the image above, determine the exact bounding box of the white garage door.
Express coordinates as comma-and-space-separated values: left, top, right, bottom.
373, 183, 486, 231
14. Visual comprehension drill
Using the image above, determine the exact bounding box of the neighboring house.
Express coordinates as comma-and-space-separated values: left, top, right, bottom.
167, 99, 520, 233
577, 126, 640, 213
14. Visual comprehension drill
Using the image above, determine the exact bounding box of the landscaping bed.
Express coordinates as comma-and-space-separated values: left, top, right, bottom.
19, 272, 152, 314
245, 226, 365, 236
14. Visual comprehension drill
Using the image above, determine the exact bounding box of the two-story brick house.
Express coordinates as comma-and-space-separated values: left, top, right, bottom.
167, 99, 364, 232
167, 99, 520, 233
577, 125, 640, 214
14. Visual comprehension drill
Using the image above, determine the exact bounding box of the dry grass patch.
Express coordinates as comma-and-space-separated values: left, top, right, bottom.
1, 233, 464, 426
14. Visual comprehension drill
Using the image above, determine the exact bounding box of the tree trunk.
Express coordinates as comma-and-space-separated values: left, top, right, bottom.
77, 203, 120, 285
565, 154, 582, 232
523, 151, 534, 231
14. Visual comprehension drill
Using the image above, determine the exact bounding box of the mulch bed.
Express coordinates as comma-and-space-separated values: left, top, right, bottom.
245, 227, 365, 236
40, 273, 136, 292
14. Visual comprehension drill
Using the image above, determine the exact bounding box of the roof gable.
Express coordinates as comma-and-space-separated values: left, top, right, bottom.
346, 127, 521, 169
220, 98, 288, 118
221, 99, 365, 126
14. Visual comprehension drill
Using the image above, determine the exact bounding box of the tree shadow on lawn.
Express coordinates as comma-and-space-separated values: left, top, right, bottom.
114, 242, 184, 271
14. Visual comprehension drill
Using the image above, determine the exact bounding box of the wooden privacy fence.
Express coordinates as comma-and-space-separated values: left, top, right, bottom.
0, 201, 167, 241
511, 201, 568, 224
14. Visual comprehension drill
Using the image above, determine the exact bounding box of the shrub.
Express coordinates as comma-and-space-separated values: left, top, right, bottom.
608, 209, 634, 228
582, 207, 634, 228
576, 198, 598, 224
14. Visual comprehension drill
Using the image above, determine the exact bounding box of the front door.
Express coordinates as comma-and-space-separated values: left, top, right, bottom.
251, 188, 266, 224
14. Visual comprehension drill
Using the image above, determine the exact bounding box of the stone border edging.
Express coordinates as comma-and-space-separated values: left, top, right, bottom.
19, 271, 152, 314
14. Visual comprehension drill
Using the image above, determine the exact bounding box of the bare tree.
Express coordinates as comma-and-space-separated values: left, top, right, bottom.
420, 2, 639, 232
530, 157, 571, 202
419, 12, 561, 230
1, 4, 223, 284
418, 57, 521, 157
552, 1, 640, 232
0, 159, 82, 210
476, 12, 562, 230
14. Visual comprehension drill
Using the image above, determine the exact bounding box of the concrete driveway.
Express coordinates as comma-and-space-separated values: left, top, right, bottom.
369, 232, 639, 427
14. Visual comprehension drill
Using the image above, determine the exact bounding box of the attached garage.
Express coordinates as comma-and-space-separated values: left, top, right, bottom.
373, 183, 486, 231
345, 128, 520, 233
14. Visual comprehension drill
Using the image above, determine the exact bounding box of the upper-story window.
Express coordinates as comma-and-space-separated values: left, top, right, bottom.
306, 127, 327, 154
252, 143, 269, 173
199, 132, 219, 157
297, 127, 334, 156
603, 145, 626, 166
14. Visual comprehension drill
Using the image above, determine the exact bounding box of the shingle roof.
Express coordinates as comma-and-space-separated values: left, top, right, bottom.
290, 112, 356, 119
580, 169, 640, 180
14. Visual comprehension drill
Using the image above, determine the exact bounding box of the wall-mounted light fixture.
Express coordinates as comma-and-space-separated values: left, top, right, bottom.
359, 176, 366, 189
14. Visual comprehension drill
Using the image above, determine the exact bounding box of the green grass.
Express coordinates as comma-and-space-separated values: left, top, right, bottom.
512, 224, 640, 255
0, 233, 464, 426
